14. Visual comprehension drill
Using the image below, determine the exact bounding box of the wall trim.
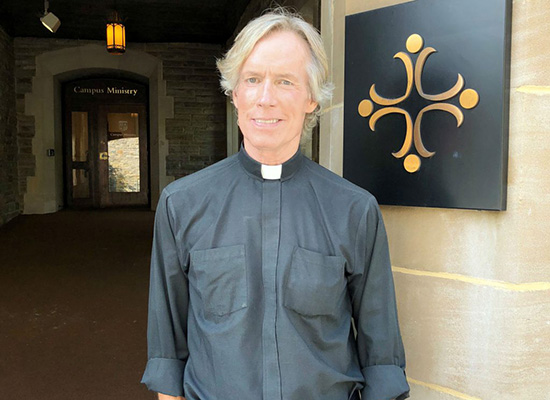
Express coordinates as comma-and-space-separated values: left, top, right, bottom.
408, 377, 482, 400
393, 266, 550, 292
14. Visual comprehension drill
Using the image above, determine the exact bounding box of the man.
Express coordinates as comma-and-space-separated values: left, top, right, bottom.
142, 9, 409, 400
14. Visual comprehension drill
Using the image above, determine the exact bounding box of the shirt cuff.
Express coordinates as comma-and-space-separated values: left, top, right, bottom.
360, 365, 410, 400
141, 357, 186, 397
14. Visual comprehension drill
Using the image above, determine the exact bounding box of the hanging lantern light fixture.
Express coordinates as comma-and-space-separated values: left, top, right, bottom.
106, 11, 126, 55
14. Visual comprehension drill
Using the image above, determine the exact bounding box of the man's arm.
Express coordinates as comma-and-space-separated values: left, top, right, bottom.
348, 198, 410, 400
158, 394, 185, 400
141, 190, 190, 397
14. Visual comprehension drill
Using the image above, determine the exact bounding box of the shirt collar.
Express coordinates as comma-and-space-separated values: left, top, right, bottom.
238, 146, 303, 181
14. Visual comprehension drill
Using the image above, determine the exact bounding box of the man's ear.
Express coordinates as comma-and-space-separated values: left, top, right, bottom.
232, 90, 239, 109
306, 99, 318, 114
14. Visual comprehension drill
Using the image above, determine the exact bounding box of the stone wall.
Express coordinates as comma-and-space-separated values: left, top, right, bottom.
145, 42, 227, 177
0, 26, 18, 226
321, 0, 550, 398
230, 0, 314, 43
13, 38, 226, 206
14, 38, 84, 205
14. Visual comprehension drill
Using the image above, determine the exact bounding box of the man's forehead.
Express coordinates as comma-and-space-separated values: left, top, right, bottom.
240, 63, 302, 77
240, 31, 311, 72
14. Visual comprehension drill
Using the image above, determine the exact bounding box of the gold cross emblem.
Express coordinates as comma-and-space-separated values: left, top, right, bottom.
357, 34, 480, 173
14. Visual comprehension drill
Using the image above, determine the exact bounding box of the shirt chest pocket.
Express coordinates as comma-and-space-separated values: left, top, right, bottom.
190, 245, 248, 317
284, 247, 346, 317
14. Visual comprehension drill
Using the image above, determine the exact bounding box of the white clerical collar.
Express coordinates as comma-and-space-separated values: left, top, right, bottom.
261, 164, 283, 180
238, 146, 303, 181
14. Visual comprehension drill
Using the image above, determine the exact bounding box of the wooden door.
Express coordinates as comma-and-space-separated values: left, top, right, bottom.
97, 105, 149, 207
65, 110, 95, 208
63, 78, 149, 208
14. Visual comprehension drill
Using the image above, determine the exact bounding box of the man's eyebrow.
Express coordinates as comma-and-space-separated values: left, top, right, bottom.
277, 72, 300, 81
239, 69, 300, 81
240, 69, 261, 76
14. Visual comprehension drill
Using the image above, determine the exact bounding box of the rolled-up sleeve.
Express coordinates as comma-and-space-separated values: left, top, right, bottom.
141, 189, 189, 397
348, 198, 410, 400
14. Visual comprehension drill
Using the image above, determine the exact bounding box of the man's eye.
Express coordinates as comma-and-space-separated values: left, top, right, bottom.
246, 77, 258, 84
280, 80, 292, 86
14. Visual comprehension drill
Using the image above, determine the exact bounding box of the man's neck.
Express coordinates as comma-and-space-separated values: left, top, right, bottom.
243, 142, 300, 165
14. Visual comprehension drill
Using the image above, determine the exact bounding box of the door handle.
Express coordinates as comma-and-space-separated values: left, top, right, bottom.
85, 151, 90, 177
99, 152, 109, 160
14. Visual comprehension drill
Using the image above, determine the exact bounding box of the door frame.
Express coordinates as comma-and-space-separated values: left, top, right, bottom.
63, 107, 98, 208
62, 78, 150, 208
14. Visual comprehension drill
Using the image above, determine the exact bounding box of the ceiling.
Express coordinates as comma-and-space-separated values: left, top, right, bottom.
0, 0, 253, 44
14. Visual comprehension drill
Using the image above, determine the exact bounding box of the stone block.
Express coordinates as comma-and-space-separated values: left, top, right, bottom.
510, 0, 550, 88
394, 271, 550, 399
319, 105, 344, 175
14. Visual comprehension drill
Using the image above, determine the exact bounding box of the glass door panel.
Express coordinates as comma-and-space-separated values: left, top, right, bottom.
98, 105, 148, 207
107, 112, 140, 193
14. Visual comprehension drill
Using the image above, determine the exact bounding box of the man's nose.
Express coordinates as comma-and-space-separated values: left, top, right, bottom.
257, 81, 276, 107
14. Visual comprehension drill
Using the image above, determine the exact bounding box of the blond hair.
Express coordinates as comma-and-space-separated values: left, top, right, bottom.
217, 8, 333, 143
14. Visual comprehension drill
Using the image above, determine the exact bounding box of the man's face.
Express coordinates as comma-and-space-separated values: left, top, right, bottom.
232, 30, 318, 164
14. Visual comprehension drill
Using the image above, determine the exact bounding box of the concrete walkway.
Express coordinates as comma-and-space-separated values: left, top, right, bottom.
0, 210, 157, 399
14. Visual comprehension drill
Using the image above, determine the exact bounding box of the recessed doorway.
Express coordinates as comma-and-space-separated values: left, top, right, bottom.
63, 78, 149, 208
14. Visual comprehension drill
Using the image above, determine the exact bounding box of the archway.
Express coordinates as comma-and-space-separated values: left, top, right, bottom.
24, 44, 174, 214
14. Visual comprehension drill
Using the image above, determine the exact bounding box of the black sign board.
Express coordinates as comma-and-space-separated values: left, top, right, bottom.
344, 0, 512, 210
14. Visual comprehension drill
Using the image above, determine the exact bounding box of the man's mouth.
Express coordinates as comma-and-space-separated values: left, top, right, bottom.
254, 118, 280, 124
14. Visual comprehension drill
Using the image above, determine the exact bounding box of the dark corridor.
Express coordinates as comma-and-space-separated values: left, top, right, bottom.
0, 210, 156, 399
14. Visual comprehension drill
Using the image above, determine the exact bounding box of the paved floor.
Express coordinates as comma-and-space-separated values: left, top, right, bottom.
0, 209, 157, 399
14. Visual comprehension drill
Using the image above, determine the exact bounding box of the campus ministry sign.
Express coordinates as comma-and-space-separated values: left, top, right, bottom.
344, 0, 512, 210
73, 86, 140, 96
65, 79, 148, 103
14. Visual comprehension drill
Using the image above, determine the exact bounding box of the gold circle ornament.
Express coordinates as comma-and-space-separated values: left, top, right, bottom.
406, 34, 424, 54
358, 99, 374, 117
404, 154, 421, 173
459, 89, 480, 109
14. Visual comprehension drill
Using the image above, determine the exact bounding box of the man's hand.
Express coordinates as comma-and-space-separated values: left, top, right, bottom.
158, 394, 185, 400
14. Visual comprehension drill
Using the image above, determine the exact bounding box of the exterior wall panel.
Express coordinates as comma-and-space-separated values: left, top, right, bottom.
320, 0, 550, 397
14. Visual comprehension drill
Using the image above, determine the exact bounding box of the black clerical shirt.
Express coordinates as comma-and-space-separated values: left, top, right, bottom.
142, 148, 409, 400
